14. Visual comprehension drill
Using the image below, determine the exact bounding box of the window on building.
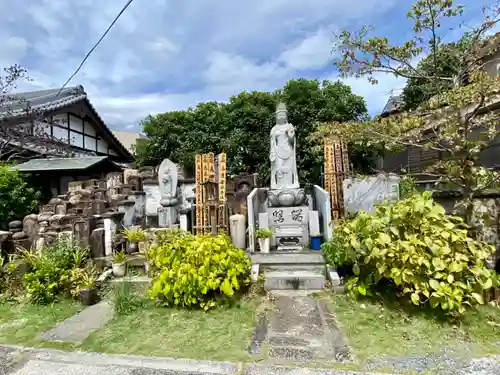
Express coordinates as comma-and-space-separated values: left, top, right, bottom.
84, 135, 96, 151
69, 114, 84, 132
97, 138, 108, 153
70, 131, 84, 148
52, 126, 68, 143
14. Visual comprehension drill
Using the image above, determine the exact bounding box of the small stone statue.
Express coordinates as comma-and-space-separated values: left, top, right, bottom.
162, 167, 173, 197
158, 159, 178, 204
270, 102, 299, 190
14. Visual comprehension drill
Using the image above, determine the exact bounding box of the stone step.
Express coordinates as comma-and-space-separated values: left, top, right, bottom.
264, 270, 325, 290
250, 252, 325, 266
265, 264, 326, 274
108, 275, 152, 293
94, 254, 147, 269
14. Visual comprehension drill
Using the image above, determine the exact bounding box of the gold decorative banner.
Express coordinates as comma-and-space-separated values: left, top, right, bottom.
216, 153, 227, 228
195, 154, 203, 233
324, 138, 350, 223
195, 152, 228, 235
217, 153, 227, 202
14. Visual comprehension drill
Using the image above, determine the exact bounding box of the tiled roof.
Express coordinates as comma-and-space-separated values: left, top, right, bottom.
11, 156, 109, 172
1, 86, 87, 117
0, 85, 133, 162
381, 95, 404, 116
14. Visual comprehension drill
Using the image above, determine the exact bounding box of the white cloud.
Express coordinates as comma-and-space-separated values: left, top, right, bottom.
341, 74, 406, 116
278, 29, 333, 70
204, 52, 287, 93
4, 0, 472, 130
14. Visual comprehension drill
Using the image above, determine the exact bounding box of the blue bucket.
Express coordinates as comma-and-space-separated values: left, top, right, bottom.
311, 236, 321, 251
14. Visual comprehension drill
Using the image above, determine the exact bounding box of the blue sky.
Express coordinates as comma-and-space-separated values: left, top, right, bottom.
0, 0, 495, 131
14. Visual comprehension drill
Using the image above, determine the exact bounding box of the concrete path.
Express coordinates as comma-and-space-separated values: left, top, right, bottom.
0, 345, 499, 375
250, 291, 349, 363
0, 345, 385, 375
39, 301, 113, 343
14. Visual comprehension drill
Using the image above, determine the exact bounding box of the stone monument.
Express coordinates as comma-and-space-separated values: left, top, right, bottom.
157, 158, 180, 228
259, 103, 311, 251
268, 103, 307, 207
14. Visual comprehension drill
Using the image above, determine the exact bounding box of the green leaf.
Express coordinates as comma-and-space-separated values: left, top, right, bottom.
411, 292, 420, 305
429, 279, 440, 291
378, 232, 391, 244
471, 293, 484, 305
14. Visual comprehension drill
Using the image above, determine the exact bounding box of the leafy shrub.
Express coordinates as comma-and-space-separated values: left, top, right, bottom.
121, 227, 148, 243
324, 192, 497, 315
154, 228, 190, 245
0, 257, 24, 297
112, 251, 126, 264
65, 266, 98, 298
149, 232, 251, 310
111, 282, 148, 315
0, 165, 40, 229
22, 237, 91, 304
256, 228, 272, 238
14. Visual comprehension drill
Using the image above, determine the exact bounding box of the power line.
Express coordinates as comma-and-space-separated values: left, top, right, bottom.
56, 0, 136, 98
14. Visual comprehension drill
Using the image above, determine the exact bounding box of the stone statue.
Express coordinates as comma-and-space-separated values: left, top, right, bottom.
158, 159, 178, 198
270, 102, 299, 190
158, 159, 179, 209
162, 167, 173, 196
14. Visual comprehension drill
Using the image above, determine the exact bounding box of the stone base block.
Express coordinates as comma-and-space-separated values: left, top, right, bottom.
264, 270, 325, 290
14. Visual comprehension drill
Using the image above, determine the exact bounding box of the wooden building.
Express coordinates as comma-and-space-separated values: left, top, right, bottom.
0, 85, 133, 163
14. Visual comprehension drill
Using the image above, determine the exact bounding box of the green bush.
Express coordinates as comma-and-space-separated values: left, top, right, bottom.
22, 237, 91, 304
0, 257, 24, 297
154, 228, 190, 245
111, 282, 148, 316
149, 232, 251, 310
324, 191, 497, 315
0, 165, 40, 229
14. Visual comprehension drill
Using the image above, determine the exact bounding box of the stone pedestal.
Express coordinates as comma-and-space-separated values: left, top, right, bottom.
268, 188, 307, 207
158, 206, 177, 228
179, 207, 189, 231
267, 206, 309, 250
118, 199, 135, 228
102, 212, 124, 256
132, 191, 146, 227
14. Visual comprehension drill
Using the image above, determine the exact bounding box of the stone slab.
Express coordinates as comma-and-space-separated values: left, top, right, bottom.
266, 265, 325, 274
6, 346, 239, 375
244, 364, 392, 375
327, 268, 341, 286
40, 301, 113, 343
308, 211, 320, 236
268, 206, 309, 226
250, 252, 325, 265
11, 360, 132, 375
108, 275, 152, 293
343, 174, 400, 215
259, 294, 348, 363
264, 270, 325, 290
258, 212, 269, 230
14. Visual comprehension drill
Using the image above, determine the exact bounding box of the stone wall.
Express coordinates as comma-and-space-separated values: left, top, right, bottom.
432, 189, 500, 267
312, 185, 333, 242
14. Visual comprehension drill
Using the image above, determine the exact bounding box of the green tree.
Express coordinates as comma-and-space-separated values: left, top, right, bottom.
137, 78, 370, 184
402, 34, 472, 110
314, 0, 500, 226
0, 165, 39, 229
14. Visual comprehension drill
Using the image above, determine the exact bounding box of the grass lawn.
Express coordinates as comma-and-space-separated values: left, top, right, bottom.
328, 293, 500, 361
0, 299, 81, 348
81, 298, 259, 362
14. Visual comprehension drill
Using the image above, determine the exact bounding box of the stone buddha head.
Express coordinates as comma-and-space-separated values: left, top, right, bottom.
275, 102, 288, 125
